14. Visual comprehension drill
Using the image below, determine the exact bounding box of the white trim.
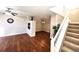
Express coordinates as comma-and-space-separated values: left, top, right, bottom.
54, 17, 70, 52
0, 32, 27, 37
51, 37, 54, 52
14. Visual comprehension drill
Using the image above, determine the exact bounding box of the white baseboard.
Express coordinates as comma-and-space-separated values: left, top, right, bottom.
0, 32, 27, 37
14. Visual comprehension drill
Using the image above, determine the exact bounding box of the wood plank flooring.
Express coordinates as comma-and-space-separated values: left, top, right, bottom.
0, 31, 50, 52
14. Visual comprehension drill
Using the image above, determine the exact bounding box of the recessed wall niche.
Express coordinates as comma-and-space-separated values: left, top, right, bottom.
28, 23, 30, 30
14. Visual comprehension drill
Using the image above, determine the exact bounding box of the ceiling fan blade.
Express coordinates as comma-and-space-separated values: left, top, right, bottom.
11, 12, 17, 16
7, 8, 13, 10
5, 7, 14, 13
5, 10, 11, 13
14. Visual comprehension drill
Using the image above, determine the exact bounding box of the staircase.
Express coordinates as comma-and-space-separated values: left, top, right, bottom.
60, 23, 79, 52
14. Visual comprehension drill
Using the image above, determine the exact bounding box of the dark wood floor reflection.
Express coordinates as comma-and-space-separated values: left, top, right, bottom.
0, 31, 50, 52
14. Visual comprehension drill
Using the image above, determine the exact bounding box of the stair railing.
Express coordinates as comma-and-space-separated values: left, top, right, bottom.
54, 16, 70, 52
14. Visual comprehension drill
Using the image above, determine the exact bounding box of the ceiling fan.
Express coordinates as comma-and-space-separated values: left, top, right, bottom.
0, 7, 18, 16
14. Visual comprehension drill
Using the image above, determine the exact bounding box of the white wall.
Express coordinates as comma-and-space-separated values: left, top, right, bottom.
68, 8, 79, 22
50, 14, 64, 38
35, 16, 50, 32
0, 14, 29, 37
42, 16, 50, 32
50, 15, 56, 38
35, 16, 42, 32
56, 15, 64, 25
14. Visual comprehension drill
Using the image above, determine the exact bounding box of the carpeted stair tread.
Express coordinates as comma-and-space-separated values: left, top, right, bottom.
66, 32, 79, 39
65, 36, 79, 45
67, 28, 79, 33
68, 25, 79, 29
61, 46, 74, 52
69, 23, 79, 25
61, 23, 79, 52
63, 41, 79, 51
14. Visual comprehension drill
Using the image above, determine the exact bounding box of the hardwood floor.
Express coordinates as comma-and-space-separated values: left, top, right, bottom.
0, 31, 50, 52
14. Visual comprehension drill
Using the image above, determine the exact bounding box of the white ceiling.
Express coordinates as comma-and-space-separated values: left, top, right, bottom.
3, 6, 55, 17
0, 6, 78, 17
